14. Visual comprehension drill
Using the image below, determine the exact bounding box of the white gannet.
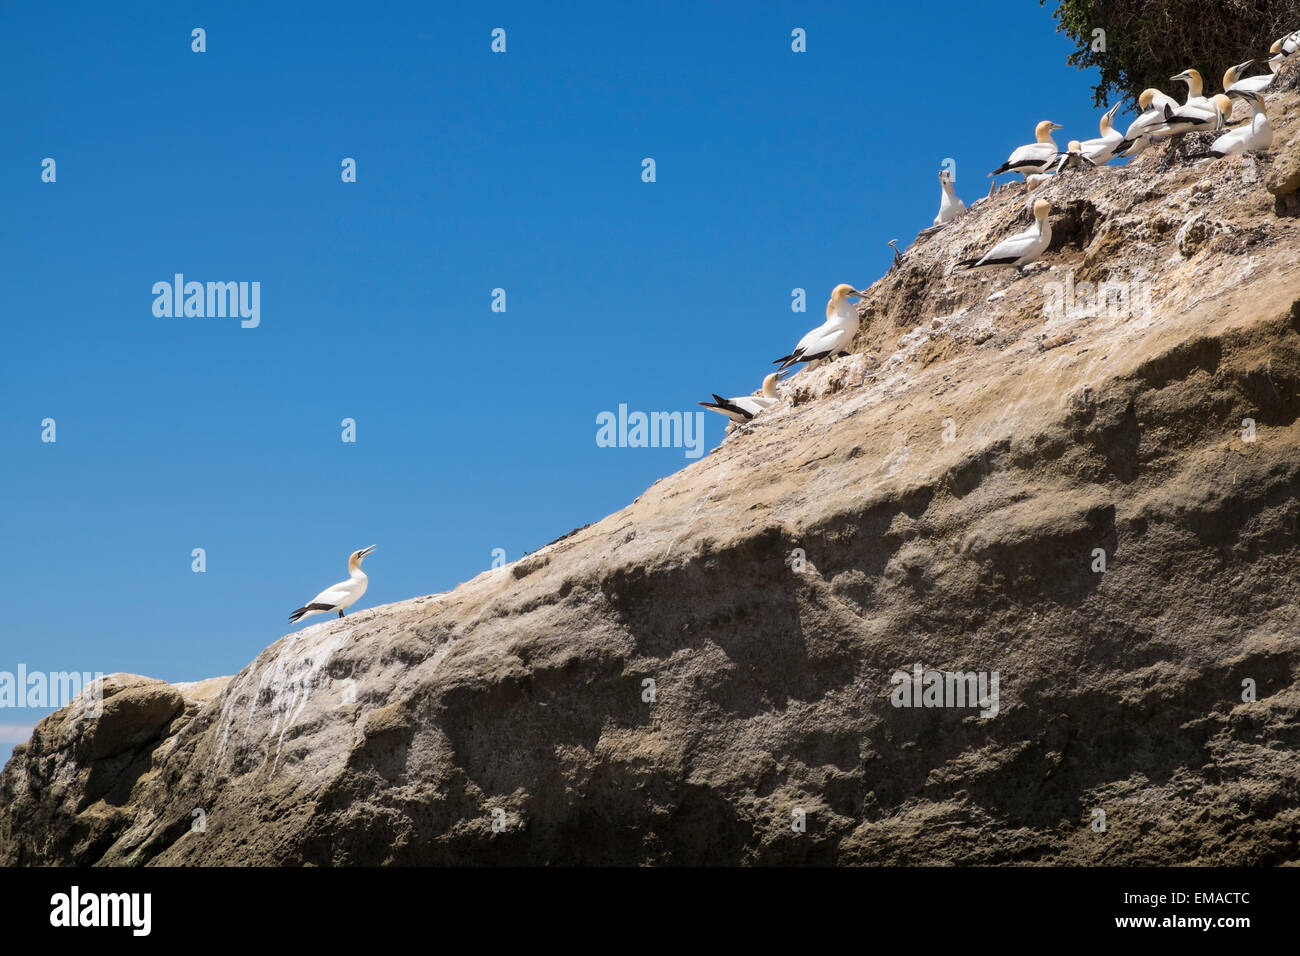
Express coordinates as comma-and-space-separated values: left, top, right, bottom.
1224, 59, 1278, 96
960, 199, 1052, 272
1116, 88, 1181, 156
1171, 69, 1211, 110
1211, 90, 1273, 157
1267, 39, 1292, 74
1152, 93, 1231, 139
1054, 139, 1094, 172
934, 169, 966, 226
289, 545, 376, 624
989, 121, 1063, 179
773, 283, 867, 370
1271, 30, 1300, 63
1077, 104, 1124, 165
1145, 86, 1182, 112
699, 373, 782, 423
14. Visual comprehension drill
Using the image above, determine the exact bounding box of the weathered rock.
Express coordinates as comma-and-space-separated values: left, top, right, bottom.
4, 90, 1300, 868
1266, 131, 1300, 201
0, 675, 230, 864
89, 684, 184, 760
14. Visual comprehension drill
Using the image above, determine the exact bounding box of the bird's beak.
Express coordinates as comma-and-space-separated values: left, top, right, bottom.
1050, 123, 1064, 130
359, 545, 377, 558
1234, 59, 1256, 74
1170, 71, 1190, 82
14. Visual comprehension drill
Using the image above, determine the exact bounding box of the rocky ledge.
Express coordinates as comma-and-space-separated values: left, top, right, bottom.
4, 77, 1300, 866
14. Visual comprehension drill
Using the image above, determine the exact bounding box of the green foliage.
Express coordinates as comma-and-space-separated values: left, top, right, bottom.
1044, 0, 1300, 106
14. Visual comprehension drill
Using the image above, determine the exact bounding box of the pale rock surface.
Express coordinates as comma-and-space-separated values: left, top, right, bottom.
4, 74, 1300, 866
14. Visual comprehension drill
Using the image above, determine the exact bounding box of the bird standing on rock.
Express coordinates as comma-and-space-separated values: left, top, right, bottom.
700, 373, 783, 423
960, 199, 1052, 272
1211, 90, 1272, 157
989, 121, 1064, 179
1154, 93, 1232, 139
1077, 104, 1124, 165
934, 169, 966, 226
1171, 68, 1210, 110
773, 284, 867, 371
1054, 140, 1094, 172
289, 546, 376, 624
1270, 30, 1300, 64
1117, 88, 1182, 157
1224, 59, 1278, 96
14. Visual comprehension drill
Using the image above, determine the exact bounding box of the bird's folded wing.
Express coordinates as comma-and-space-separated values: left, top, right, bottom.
1008, 143, 1054, 165
310, 583, 351, 607
980, 232, 1034, 264
1126, 110, 1163, 136
729, 397, 766, 417
797, 324, 847, 356
792, 322, 833, 355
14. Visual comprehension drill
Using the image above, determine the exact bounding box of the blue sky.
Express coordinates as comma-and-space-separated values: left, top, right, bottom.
0, 1, 1109, 751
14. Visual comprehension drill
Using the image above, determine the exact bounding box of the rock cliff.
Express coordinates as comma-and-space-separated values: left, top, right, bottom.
4, 77, 1300, 866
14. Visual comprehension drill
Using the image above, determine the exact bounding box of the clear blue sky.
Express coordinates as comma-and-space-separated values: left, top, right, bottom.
0, 1, 1108, 751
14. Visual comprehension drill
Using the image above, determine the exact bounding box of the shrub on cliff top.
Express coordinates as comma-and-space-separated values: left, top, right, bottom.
1045, 0, 1299, 106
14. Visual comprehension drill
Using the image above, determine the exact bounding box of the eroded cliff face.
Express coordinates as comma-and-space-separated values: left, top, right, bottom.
4, 78, 1300, 867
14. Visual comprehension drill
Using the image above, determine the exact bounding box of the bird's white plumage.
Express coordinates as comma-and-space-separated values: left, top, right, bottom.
994, 143, 1056, 177
1053, 140, 1093, 172
990, 121, 1063, 178
774, 285, 864, 370
700, 373, 782, 423
1151, 95, 1229, 139
1274, 29, 1300, 59
1005, 142, 1058, 171
1148, 89, 1181, 112
719, 395, 779, 420
307, 578, 368, 611
792, 323, 852, 358
1268, 32, 1299, 73
1212, 92, 1272, 157
289, 546, 375, 624
965, 201, 1052, 271
1118, 89, 1181, 157
934, 170, 966, 226
1225, 59, 1278, 96
1171, 69, 1211, 112
1077, 104, 1124, 165
1229, 73, 1277, 95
